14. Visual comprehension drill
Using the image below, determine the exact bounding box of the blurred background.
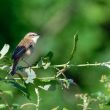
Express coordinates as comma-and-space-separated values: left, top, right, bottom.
0, 0, 110, 110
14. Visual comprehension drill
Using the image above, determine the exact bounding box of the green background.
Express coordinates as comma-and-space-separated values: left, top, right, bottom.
0, 0, 110, 110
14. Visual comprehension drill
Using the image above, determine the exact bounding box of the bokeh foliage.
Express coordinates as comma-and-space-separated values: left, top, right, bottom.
0, 0, 110, 110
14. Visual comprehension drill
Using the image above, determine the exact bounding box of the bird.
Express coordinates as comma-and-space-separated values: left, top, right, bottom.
10, 32, 40, 76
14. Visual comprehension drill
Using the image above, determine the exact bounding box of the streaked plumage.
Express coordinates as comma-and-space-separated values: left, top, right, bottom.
11, 32, 39, 75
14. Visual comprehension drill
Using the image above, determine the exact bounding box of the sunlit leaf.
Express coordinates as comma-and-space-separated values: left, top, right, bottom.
0, 65, 9, 70
38, 84, 51, 91
3, 91, 13, 97
101, 63, 110, 70
0, 104, 8, 109
42, 62, 51, 69
25, 68, 36, 84
63, 108, 68, 110
99, 104, 104, 109
51, 106, 59, 110
0, 44, 10, 59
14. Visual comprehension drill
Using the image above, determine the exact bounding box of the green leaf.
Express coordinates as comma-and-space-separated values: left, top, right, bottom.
0, 78, 30, 98
44, 51, 53, 61
34, 78, 58, 91
9, 80, 30, 98
3, 91, 13, 97
40, 51, 53, 69
12, 104, 20, 109
35, 51, 53, 68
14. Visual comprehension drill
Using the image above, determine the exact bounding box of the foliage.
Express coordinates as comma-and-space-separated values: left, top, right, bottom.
0, 0, 110, 110
0, 33, 110, 110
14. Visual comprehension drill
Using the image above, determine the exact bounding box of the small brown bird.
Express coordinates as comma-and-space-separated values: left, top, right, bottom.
11, 32, 39, 75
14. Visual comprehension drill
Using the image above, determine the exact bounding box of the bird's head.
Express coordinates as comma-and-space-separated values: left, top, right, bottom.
25, 32, 39, 43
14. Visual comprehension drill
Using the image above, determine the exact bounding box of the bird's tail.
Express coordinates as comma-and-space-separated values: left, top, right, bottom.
10, 60, 18, 76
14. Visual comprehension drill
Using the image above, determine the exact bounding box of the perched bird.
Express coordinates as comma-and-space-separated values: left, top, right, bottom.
10, 32, 39, 76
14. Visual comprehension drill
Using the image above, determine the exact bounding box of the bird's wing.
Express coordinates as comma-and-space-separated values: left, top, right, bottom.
12, 46, 26, 60
12, 38, 33, 60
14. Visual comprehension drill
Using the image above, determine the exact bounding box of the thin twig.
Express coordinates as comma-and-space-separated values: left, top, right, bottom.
35, 88, 40, 110
68, 31, 78, 63
20, 103, 37, 109
0, 92, 12, 110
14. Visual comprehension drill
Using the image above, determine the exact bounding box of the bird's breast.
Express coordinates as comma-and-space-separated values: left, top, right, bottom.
25, 47, 34, 56
17, 42, 37, 67
25, 49, 31, 55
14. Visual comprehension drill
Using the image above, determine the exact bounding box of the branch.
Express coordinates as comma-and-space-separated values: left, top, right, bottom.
68, 31, 78, 63
50, 61, 110, 68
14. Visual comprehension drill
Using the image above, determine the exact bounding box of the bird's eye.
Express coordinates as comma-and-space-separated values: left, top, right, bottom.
28, 33, 37, 37
30, 34, 35, 37
32, 34, 37, 36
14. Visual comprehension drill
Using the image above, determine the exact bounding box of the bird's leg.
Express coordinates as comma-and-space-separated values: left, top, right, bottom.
22, 58, 31, 67
22, 59, 32, 72
29, 67, 31, 73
